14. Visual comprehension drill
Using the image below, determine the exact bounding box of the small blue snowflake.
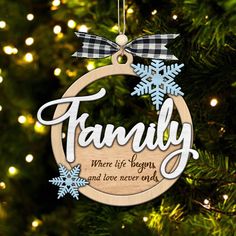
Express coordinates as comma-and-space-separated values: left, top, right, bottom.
131, 60, 184, 110
49, 164, 89, 200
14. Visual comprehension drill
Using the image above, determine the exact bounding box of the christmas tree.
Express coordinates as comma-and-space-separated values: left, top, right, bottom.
0, 0, 235, 235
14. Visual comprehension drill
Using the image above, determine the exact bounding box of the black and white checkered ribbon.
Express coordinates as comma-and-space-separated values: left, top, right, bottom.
72, 32, 179, 60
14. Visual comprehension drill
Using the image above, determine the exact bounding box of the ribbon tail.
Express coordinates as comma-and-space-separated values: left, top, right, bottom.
72, 32, 120, 58
125, 34, 179, 60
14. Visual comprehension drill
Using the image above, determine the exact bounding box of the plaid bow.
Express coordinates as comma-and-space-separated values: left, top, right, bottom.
72, 32, 179, 60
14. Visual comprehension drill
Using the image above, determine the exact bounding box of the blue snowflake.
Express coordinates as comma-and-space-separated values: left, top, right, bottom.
49, 164, 89, 200
131, 60, 184, 110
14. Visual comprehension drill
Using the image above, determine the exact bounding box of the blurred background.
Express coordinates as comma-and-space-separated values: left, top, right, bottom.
0, 0, 236, 235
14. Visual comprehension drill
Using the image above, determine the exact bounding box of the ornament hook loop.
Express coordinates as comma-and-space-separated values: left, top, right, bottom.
112, 49, 133, 65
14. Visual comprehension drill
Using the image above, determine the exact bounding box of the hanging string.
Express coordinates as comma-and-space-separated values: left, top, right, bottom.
117, 0, 126, 35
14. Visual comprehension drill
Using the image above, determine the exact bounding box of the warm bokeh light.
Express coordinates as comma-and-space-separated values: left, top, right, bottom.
32, 219, 41, 228
172, 14, 178, 20
3, 46, 13, 55
8, 166, 18, 176
57, 33, 64, 40
25, 37, 34, 46
62, 132, 66, 139
204, 199, 210, 205
223, 194, 228, 200
66, 69, 77, 77
54, 68, 61, 76
25, 154, 34, 163
152, 9, 157, 15
210, 98, 218, 107
34, 121, 47, 134
12, 48, 18, 54
143, 216, 148, 222
53, 25, 62, 34
52, 0, 60, 7
127, 8, 134, 14
86, 61, 95, 71
67, 19, 76, 29
0, 182, 6, 190
0, 76, 3, 83
78, 24, 88, 33
18, 115, 27, 124
24, 53, 34, 63
0, 105, 2, 112
111, 25, 119, 32
0, 21, 6, 29
26, 13, 34, 21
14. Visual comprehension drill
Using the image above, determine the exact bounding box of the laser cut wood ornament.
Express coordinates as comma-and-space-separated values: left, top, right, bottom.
37, 33, 199, 206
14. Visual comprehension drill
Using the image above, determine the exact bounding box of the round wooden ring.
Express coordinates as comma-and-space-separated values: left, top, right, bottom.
51, 53, 193, 206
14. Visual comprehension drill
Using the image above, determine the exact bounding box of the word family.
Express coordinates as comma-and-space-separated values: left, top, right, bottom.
37, 88, 199, 179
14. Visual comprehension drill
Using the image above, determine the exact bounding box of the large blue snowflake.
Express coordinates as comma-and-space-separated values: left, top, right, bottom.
49, 164, 89, 200
131, 60, 184, 110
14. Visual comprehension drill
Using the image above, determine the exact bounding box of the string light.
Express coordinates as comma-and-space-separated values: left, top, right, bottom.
220, 127, 225, 133
78, 25, 88, 33
210, 98, 218, 107
25, 37, 34, 46
0, 105, 2, 112
53, 25, 62, 34
54, 68, 61, 76
223, 194, 228, 200
67, 19, 76, 29
219, 127, 226, 137
8, 166, 18, 176
3, 46, 18, 55
25, 154, 34, 163
0, 182, 6, 190
12, 48, 18, 54
143, 216, 148, 222
111, 25, 119, 32
32, 219, 41, 228
18, 115, 27, 124
26, 13, 34, 21
0, 21, 6, 29
121, 224, 125, 229
172, 14, 178, 20
18, 114, 34, 125
56, 33, 64, 40
24, 53, 34, 63
86, 61, 95, 71
203, 199, 211, 209
205, 15, 209, 19
204, 199, 210, 205
28, 116, 35, 124
127, 8, 134, 14
66, 69, 77, 77
62, 132, 66, 139
152, 9, 157, 15
3, 46, 13, 55
34, 121, 47, 134
52, 0, 61, 7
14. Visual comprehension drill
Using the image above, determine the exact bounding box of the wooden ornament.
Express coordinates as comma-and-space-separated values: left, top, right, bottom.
48, 50, 194, 206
